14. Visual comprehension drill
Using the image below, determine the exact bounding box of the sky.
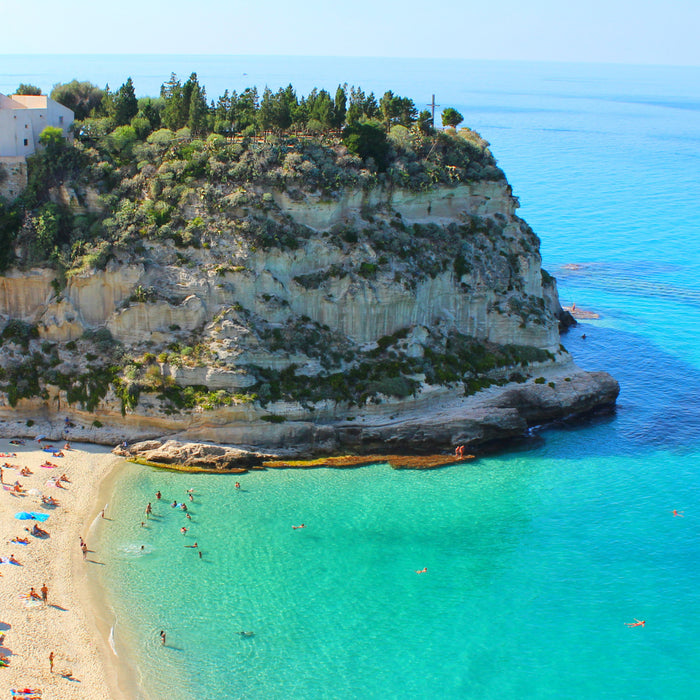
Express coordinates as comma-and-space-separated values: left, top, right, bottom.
2, 0, 699, 66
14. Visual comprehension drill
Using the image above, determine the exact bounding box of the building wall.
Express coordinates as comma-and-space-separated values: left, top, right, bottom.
0, 95, 74, 158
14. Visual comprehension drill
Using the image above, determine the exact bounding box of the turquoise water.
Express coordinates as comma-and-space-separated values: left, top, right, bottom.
47, 57, 699, 698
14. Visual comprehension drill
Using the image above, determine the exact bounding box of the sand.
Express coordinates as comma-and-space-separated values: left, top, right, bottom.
0, 437, 124, 699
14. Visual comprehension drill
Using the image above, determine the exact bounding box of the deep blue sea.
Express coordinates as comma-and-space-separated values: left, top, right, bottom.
5, 56, 700, 699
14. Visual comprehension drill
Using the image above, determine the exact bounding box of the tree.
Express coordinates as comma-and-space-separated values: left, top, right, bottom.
183, 73, 208, 135
112, 78, 139, 126
441, 107, 464, 129
15, 84, 42, 95
415, 109, 434, 135
38, 126, 66, 153
50, 80, 104, 120
161, 73, 185, 130
342, 122, 389, 170
331, 85, 347, 129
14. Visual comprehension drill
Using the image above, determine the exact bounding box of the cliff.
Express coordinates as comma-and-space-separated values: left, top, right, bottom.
0, 129, 618, 459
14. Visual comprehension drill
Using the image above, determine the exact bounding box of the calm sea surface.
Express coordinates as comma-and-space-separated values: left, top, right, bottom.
5, 56, 700, 699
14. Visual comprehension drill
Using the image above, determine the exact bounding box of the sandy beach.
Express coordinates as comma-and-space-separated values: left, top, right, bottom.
0, 437, 123, 699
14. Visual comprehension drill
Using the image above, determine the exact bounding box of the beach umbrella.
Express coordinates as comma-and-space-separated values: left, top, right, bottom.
28, 512, 49, 521
27, 488, 41, 497
14, 512, 34, 520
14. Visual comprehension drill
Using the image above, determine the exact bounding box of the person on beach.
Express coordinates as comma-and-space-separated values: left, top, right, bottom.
81, 542, 87, 560
100, 506, 106, 519
41, 583, 48, 604
625, 619, 645, 627
160, 630, 166, 645
9, 554, 20, 565
30, 523, 48, 537
145, 502, 152, 518
49, 651, 55, 673
29, 587, 40, 600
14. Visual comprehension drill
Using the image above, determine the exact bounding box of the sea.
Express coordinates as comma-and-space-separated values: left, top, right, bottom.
3, 56, 700, 699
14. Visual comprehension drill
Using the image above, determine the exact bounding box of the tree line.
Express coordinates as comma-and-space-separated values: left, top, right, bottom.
35, 74, 464, 138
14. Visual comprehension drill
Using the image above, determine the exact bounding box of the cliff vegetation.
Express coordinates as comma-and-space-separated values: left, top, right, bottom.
0, 74, 616, 453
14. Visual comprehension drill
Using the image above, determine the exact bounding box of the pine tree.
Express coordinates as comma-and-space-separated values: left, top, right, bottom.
113, 78, 138, 126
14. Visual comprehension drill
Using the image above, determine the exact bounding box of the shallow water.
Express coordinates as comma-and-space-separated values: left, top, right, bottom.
64, 56, 700, 699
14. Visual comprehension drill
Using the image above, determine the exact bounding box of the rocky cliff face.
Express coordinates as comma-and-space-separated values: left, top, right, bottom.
0, 174, 618, 455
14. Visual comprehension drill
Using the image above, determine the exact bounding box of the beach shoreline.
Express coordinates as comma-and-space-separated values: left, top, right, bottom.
0, 437, 125, 699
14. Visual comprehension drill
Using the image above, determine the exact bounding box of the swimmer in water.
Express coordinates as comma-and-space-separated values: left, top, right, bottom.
673, 510, 684, 517
235, 482, 240, 489
292, 524, 305, 529
160, 630, 166, 645
625, 619, 645, 627
416, 567, 428, 574
156, 491, 162, 500
180, 527, 188, 535
238, 631, 254, 637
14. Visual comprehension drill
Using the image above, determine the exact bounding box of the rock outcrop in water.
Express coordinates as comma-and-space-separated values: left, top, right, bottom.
0, 128, 618, 459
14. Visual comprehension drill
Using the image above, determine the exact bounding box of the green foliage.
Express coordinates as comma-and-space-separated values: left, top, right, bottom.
112, 78, 138, 126
1, 320, 39, 348
261, 414, 286, 423
39, 126, 65, 150
342, 122, 389, 170
50, 80, 104, 120
15, 84, 42, 95
441, 108, 464, 129
0, 200, 21, 272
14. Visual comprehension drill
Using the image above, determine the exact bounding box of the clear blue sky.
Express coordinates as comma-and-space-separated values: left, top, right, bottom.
3, 0, 699, 66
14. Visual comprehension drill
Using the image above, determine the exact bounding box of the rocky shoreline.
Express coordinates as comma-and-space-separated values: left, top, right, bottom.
0, 362, 618, 471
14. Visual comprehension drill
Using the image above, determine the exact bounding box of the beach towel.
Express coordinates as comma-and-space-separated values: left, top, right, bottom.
28, 512, 49, 522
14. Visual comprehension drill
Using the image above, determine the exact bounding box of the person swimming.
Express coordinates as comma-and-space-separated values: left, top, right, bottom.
416, 567, 428, 574
292, 524, 305, 529
625, 619, 645, 627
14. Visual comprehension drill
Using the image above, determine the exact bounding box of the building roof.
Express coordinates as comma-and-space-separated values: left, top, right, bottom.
0, 93, 50, 110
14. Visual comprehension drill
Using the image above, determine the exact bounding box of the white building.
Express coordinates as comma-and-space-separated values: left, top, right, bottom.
0, 93, 74, 158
